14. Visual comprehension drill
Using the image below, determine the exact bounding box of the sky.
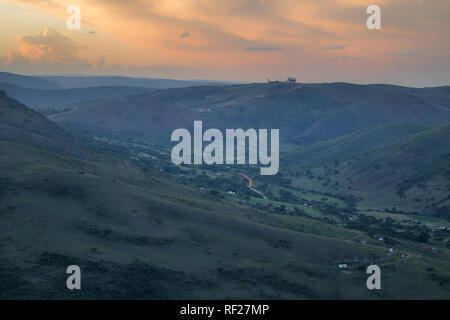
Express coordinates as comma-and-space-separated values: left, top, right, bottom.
0, 0, 449, 87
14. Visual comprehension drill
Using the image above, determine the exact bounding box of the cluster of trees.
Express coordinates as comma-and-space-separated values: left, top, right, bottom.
345, 215, 431, 243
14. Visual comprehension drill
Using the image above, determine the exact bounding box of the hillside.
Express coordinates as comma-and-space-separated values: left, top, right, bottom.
37, 75, 231, 89
283, 123, 432, 168
301, 92, 450, 141
0, 90, 75, 153
0, 72, 60, 89
49, 82, 450, 146
284, 123, 450, 216
0, 82, 155, 109
1, 86, 449, 299
5, 91, 443, 299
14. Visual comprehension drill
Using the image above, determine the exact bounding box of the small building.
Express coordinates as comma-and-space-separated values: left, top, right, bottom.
427, 246, 439, 255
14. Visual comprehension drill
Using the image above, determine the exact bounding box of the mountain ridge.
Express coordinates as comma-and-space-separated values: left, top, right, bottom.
49, 82, 450, 146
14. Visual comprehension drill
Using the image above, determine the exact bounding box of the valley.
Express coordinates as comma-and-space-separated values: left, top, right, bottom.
0, 73, 449, 299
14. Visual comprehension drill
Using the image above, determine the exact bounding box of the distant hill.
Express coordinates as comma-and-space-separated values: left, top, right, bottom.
283, 123, 450, 215
301, 92, 450, 141
37, 75, 232, 89
0, 82, 155, 108
50, 82, 450, 145
283, 123, 432, 168
0, 72, 60, 89
336, 123, 450, 191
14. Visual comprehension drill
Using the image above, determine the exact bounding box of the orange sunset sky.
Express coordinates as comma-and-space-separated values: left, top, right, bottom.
0, 0, 449, 86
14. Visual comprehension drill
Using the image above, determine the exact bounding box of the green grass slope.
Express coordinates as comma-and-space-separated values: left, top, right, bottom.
1, 92, 449, 299
2, 141, 449, 299
333, 123, 450, 190
286, 124, 450, 216
0, 82, 155, 109
283, 123, 431, 168
0, 72, 60, 89
50, 82, 450, 146
301, 92, 450, 141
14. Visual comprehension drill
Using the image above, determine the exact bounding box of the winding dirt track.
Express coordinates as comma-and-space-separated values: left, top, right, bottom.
240, 173, 267, 200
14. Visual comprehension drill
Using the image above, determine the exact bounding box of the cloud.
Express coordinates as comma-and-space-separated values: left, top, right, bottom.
180, 31, 190, 39
242, 46, 283, 51
320, 44, 349, 50
0, 0, 448, 85
2, 28, 84, 64
0, 28, 90, 73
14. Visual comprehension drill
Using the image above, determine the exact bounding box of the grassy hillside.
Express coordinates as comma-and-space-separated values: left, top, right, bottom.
47, 81, 450, 220
0, 82, 155, 109
49, 82, 450, 146
285, 123, 450, 216
37, 75, 231, 89
1, 91, 449, 299
0, 90, 70, 144
0, 72, 60, 89
283, 123, 431, 168
0, 90, 95, 161
301, 92, 450, 141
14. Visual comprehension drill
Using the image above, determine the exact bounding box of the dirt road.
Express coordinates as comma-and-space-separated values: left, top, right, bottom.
240, 173, 267, 200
